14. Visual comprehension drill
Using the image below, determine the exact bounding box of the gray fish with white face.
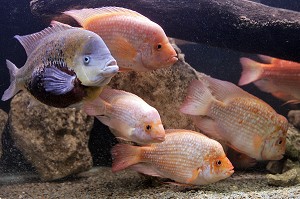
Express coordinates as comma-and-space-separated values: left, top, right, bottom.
2, 21, 119, 108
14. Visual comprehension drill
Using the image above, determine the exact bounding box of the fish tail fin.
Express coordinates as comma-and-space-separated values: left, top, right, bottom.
180, 79, 214, 116
2, 60, 21, 101
111, 144, 142, 172
238, 57, 264, 86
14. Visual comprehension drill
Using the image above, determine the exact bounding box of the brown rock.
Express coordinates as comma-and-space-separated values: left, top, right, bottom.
9, 92, 94, 181
0, 109, 8, 158
285, 125, 300, 161
108, 44, 203, 131
266, 168, 298, 186
288, 110, 300, 129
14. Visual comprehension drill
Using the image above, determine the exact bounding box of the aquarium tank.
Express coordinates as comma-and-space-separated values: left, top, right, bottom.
0, 0, 300, 198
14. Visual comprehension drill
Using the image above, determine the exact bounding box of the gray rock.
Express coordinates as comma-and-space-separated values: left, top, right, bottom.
285, 125, 300, 161
266, 160, 285, 174
288, 110, 300, 129
266, 168, 298, 186
0, 109, 8, 158
9, 92, 94, 181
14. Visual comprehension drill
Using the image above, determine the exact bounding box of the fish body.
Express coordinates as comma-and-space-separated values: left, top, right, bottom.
180, 77, 288, 160
239, 55, 300, 103
2, 22, 119, 108
64, 7, 178, 72
112, 129, 234, 185
83, 88, 165, 144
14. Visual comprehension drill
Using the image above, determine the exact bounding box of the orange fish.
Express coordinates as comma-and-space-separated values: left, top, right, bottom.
83, 88, 165, 144
64, 7, 178, 72
180, 77, 288, 161
112, 129, 234, 185
239, 55, 300, 104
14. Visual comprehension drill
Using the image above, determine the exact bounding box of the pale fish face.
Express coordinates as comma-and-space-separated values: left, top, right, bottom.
199, 156, 234, 185
261, 129, 287, 160
141, 28, 178, 70
74, 35, 119, 86
131, 110, 165, 144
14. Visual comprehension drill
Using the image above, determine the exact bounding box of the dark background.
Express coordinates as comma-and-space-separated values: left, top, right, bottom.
0, 0, 299, 173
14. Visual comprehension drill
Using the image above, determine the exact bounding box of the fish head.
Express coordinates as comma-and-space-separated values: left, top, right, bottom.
73, 32, 119, 87
140, 25, 178, 70
131, 109, 165, 144
200, 147, 234, 184
261, 119, 288, 160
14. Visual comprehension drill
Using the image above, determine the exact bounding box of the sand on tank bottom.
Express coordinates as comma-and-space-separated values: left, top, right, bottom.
0, 167, 299, 199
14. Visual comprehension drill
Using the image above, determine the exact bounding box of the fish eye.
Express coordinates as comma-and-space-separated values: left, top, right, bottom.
83, 56, 91, 65
216, 160, 222, 166
156, 43, 162, 50
277, 138, 283, 145
145, 124, 152, 131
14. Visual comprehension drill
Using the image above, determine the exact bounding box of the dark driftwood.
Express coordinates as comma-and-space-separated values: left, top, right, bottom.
30, 0, 300, 62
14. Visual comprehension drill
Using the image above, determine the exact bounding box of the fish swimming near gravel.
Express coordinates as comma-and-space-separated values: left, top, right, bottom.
83, 88, 165, 144
63, 7, 178, 72
239, 55, 300, 104
2, 22, 119, 108
180, 77, 288, 161
112, 129, 234, 186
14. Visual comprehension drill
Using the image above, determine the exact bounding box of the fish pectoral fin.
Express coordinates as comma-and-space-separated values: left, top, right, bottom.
186, 167, 202, 184
43, 66, 76, 95
110, 36, 137, 61
192, 116, 224, 141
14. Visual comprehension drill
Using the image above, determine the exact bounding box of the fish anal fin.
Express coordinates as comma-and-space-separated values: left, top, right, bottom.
129, 163, 163, 178
14, 22, 73, 56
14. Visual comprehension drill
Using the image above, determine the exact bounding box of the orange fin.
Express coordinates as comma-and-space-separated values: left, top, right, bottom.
186, 167, 202, 184
238, 57, 264, 86
64, 7, 150, 26
111, 144, 142, 172
129, 163, 163, 178
109, 36, 137, 61
82, 96, 108, 116
180, 80, 214, 116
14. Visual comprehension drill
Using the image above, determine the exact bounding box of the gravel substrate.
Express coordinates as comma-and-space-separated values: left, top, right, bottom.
0, 167, 299, 199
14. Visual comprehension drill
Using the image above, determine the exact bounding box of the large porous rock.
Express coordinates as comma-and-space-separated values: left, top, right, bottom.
288, 110, 300, 129
0, 109, 8, 158
9, 92, 94, 181
108, 45, 202, 130
285, 125, 300, 161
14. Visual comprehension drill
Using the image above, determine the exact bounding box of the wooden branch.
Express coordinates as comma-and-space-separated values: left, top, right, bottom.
30, 0, 300, 62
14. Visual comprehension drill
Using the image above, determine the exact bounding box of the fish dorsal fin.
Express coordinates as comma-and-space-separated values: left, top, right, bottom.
64, 7, 150, 26
204, 76, 252, 102
14, 21, 73, 56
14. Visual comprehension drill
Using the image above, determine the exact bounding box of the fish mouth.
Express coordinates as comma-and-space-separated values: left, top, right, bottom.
153, 136, 165, 142
101, 60, 119, 77
167, 55, 178, 64
227, 167, 235, 175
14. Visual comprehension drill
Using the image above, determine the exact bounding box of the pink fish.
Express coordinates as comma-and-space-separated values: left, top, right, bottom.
239, 55, 300, 104
180, 77, 288, 161
64, 7, 178, 72
83, 88, 165, 144
112, 129, 234, 186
